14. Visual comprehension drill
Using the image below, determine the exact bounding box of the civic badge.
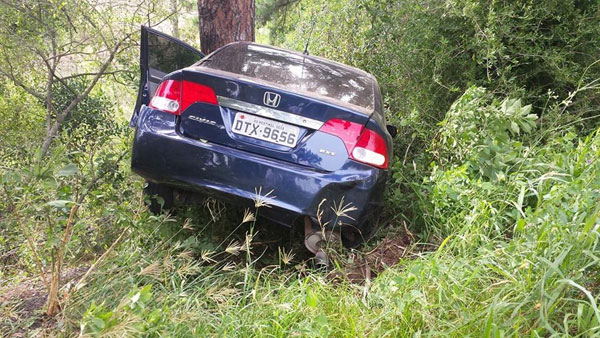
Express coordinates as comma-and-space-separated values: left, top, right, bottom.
263, 91, 281, 108
319, 149, 336, 156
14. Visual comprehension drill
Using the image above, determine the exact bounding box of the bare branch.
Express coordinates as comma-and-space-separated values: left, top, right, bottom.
68, 226, 129, 298
61, 6, 78, 33
40, 32, 133, 158
44, 28, 59, 132
60, 70, 127, 81
33, 46, 78, 97
0, 66, 45, 101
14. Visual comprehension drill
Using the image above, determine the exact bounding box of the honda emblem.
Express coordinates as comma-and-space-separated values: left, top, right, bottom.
263, 91, 281, 108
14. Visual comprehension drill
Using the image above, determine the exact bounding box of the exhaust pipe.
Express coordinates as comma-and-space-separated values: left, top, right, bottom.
304, 217, 340, 266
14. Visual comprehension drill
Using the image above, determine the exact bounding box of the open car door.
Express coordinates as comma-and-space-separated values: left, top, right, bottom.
131, 26, 205, 126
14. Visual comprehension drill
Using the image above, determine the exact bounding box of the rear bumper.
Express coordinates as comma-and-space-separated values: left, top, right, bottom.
131, 108, 388, 228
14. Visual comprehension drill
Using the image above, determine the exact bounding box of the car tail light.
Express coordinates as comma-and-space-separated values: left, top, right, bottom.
149, 79, 217, 115
319, 118, 389, 169
352, 129, 388, 168
149, 80, 181, 113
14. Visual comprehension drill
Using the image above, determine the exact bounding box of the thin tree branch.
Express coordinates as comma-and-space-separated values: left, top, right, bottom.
60, 70, 127, 81
2, 186, 49, 290
69, 226, 129, 295
33, 46, 78, 97
0, 67, 45, 101
46, 149, 128, 316
45, 28, 58, 133
40, 32, 132, 158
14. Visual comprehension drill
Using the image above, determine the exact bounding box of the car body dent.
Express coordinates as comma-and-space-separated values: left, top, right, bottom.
133, 107, 387, 228
131, 26, 392, 232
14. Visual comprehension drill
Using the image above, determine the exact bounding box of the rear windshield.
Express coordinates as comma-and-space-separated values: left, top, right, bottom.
200, 43, 375, 110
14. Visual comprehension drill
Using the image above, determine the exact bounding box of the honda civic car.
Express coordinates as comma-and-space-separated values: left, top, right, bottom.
130, 26, 395, 250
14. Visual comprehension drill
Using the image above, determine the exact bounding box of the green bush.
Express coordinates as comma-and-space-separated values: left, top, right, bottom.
263, 0, 599, 146
0, 82, 45, 166
432, 87, 538, 179
52, 78, 127, 153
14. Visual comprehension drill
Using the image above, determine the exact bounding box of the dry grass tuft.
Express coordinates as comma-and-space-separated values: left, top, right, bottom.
138, 261, 162, 279
253, 187, 276, 208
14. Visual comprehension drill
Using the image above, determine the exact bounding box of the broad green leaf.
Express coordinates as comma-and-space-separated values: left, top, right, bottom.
92, 317, 105, 330
510, 121, 520, 134
306, 290, 317, 308
57, 163, 79, 177
46, 200, 73, 208
516, 218, 525, 233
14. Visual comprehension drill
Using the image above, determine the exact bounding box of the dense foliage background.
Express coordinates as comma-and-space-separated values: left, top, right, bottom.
1, 0, 599, 336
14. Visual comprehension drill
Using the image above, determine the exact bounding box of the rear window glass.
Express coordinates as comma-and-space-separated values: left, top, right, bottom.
201, 43, 374, 110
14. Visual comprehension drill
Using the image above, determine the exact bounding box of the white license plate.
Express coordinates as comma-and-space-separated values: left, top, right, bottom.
231, 113, 299, 147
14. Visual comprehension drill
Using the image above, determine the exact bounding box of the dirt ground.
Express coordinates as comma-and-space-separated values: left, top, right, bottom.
0, 221, 418, 336
0, 267, 87, 337
330, 224, 418, 284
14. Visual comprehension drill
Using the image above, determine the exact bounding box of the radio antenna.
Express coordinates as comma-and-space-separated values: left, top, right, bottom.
302, 25, 315, 55
303, 6, 322, 56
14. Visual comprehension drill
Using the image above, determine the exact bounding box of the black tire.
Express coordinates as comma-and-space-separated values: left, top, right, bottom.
143, 181, 174, 214
341, 206, 382, 248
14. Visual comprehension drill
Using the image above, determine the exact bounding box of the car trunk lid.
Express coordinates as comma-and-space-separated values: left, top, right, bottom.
175, 68, 372, 172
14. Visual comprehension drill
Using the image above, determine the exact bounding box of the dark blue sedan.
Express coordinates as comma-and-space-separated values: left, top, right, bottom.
130, 27, 395, 253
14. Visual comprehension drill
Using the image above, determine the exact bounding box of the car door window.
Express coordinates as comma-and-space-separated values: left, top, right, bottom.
132, 26, 204, 126
146, 32, 203, 96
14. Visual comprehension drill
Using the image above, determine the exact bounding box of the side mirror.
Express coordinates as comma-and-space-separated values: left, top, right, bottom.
386, 124, 397, 138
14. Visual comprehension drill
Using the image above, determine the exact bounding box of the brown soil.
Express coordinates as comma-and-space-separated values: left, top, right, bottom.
0, 266, 87, 337
0, 220, 420, 335
366, 233, 415, 270
329, 224, 419, 284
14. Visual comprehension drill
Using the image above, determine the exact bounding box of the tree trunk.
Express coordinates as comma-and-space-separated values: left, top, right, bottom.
170, 0, 180, 39
197, 0, 255, 54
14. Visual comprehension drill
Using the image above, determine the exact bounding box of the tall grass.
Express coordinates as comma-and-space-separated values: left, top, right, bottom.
65, 113, 600, 336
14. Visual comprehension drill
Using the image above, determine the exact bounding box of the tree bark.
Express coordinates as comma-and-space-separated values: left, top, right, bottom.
170, 0, 180, 38
197, 0, 255, 54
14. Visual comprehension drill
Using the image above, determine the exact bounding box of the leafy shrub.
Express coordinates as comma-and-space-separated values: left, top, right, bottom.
52, 78, 127, 153
375, 125, 600, 335
432, 87, 538, 180
0, 81, 45, 166
263, 0, 599, 151
82, 285, 168, 336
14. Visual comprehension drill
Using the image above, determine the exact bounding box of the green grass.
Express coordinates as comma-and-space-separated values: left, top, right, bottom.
2, 0, 599, 335
2, 87, 598, 337
53, 125, 600, 337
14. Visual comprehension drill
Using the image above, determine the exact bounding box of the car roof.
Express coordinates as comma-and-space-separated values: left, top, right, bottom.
195, 41, 380, 114
232, 42, 375, 78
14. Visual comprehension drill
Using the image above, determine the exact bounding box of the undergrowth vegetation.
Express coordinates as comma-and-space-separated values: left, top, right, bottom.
1, 0, 600, 336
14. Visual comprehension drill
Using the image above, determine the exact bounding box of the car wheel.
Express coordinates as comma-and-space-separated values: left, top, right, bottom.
341, 206, 382, 248
144, 181, 174, 214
